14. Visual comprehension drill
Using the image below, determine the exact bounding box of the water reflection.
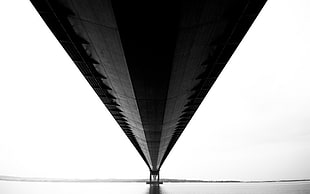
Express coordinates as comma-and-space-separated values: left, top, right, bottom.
1, 181, 310, 194
146, 185, 163, 194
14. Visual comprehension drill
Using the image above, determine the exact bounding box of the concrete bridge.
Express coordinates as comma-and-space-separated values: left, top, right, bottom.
30, 0, 266, 184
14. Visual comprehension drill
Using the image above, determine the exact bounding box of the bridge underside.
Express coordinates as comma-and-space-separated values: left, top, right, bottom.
30, 0, 266, 173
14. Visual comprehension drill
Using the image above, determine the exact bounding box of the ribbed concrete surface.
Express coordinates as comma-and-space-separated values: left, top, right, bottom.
30, 0, 267, 172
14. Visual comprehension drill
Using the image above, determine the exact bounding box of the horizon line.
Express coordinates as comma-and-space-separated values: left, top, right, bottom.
0, 175, 310, 183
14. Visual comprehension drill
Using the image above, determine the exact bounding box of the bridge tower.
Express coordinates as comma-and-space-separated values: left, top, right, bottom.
147, 170, 162, 184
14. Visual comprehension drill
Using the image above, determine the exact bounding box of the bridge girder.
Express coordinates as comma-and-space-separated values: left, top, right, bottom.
30, 0, 267, 173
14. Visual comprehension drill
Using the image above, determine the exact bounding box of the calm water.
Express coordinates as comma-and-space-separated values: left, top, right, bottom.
1, 181, 310, 194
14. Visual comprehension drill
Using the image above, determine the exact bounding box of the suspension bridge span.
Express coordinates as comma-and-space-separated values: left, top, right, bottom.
30, 0, 267, 184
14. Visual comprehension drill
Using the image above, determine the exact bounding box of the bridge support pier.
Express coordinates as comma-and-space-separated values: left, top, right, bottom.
146, 170, 163, 184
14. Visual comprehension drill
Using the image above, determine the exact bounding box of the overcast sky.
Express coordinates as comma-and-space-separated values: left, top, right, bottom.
0, 0, 310, 181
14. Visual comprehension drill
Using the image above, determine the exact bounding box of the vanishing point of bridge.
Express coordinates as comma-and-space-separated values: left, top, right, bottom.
30, 0, 266, 184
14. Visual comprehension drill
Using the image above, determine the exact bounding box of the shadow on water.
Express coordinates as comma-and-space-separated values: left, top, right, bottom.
146, 185, 164, 194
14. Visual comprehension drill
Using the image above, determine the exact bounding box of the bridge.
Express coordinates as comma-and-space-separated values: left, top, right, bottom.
30, 0, 266, 184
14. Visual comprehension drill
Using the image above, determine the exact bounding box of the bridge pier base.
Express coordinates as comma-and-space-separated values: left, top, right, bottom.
146, 170, 163, 184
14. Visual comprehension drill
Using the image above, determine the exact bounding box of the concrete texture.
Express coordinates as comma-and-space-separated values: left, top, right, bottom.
30, 0, 267, 173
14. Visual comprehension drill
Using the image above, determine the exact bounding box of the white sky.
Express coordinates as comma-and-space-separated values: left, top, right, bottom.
0, 0, 310, 181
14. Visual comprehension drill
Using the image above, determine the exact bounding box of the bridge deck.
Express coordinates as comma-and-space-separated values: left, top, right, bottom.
30, 0, 267, 173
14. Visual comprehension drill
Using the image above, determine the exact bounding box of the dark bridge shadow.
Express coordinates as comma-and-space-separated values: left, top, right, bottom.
146, 185, 164, 194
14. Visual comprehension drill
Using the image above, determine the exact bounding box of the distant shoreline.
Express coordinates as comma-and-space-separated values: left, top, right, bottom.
0, 176, 309, 183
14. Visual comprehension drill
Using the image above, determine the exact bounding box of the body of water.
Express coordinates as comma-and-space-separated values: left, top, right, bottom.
1, 181, 310, 194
